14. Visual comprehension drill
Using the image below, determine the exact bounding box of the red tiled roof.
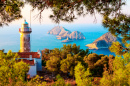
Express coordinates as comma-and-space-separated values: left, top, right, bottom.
17, 59, 34, 65
18, 52, 40, 59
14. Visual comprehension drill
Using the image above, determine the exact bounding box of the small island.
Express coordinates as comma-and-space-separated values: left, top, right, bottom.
47, 26, 85, 42
86, 32, 121, 49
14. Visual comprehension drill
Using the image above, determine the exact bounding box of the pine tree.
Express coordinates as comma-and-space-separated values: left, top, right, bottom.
75, 62, 92, 86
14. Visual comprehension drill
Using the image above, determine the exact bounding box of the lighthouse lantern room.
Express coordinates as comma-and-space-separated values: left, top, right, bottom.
19, 20, 32, 52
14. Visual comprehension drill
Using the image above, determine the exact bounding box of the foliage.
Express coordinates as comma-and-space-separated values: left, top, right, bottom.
42, 48, 51, 61
84, 53, 100, 69
12, 75, 46, 86
79, 49, 90, 57
61, 44, 81, 57
44, 44, 116, 78
52, 74, 71, 86
75, 62, 92, 86
0, 0, 129, 85
0, 50, 47, 86
60, 54, 74, 73
109, 41, 130, 56
43, 44, 89, 76
46, 56, 60, 72
0, 50, 29, 86
0, 0, 24, 26
42, 60, 46, 66
72, 43, 80, 55
103, 14, 130, 43
26, 0, 125, 23
100, 52, 130, 86
49, 48, 61, 58
42, 44, 90, 60
60, 54, 83, 76
84, 53, 115, 76
25, 75, 46, 86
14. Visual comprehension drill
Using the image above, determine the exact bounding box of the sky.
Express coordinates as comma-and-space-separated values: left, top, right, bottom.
10, 0, 130, 25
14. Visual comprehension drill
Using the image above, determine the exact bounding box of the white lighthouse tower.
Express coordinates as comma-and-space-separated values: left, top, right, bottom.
19, 20, 32, 52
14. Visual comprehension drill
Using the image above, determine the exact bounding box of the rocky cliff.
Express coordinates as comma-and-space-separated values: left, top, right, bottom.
47, 26, 85, 42
86, 32, 121, 49
47, 26, 71, 35
69, 31, 85, 40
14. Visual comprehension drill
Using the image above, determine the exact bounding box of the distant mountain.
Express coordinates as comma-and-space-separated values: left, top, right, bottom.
69, 31, 85, 40
48, 26, 71, 39
86, 32, 121, 49
47, 26, 85, 42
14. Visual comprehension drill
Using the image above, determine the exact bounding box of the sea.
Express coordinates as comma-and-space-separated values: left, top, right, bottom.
0, 24, 115, 56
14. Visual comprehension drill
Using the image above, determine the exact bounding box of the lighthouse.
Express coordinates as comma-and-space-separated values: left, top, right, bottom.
19, 20, 32, 52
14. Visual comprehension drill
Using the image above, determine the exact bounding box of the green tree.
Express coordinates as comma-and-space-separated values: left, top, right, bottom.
61, 44, 72, 55
100, 53, 130, 86
84, 53, 115, 76
0, 0, 24, 26
61, 44, 86, 57
79, 49, 90, 57
109, 41, 130, 55
60, 54, 74, 74
42, 48, 51, 61
48, 48, 61, 59
60, 54, 84, 76
75, 62, 92, 86
46, 56, 60, 73
84, 53, 100, 69
13, 75, 46, 86
72, 43, 80, 55
52, 74, 71, 86
0, 50, 29, 86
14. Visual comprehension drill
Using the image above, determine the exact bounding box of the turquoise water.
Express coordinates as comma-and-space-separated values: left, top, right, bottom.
0, 24, 115, 56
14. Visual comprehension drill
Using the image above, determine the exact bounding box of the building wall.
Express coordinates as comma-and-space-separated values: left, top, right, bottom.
27, 64, 37, 77
36, 59, 42, 71
18, 57, 42, 71
20, 33, 31, 52
37, 50, 42, 71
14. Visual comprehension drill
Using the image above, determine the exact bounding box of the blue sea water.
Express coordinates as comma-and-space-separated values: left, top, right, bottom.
0, 24, 115, 56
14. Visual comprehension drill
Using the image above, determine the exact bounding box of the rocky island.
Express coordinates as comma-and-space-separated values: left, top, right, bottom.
47, 26, 85, 42
61, 37, 73, 43
86, 32, 121, 49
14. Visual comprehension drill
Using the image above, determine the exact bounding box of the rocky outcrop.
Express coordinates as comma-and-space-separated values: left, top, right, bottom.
86, 32, 121, 49
47, 26, 85, 42
61, 37, 73, 43
69, 31, 85, 40
47, 26, 71, 39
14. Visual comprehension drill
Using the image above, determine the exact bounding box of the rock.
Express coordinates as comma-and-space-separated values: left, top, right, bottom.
86, 32, 121, 49
62, 37, 73, 43
69, 31, 85, 40
47, 26, 62, 35
47, 26, 71, 37
47, 26, 85, 42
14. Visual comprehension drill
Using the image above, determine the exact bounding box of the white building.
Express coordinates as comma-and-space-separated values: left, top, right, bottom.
17, 51, 42, 77
17, 20, 42, 78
